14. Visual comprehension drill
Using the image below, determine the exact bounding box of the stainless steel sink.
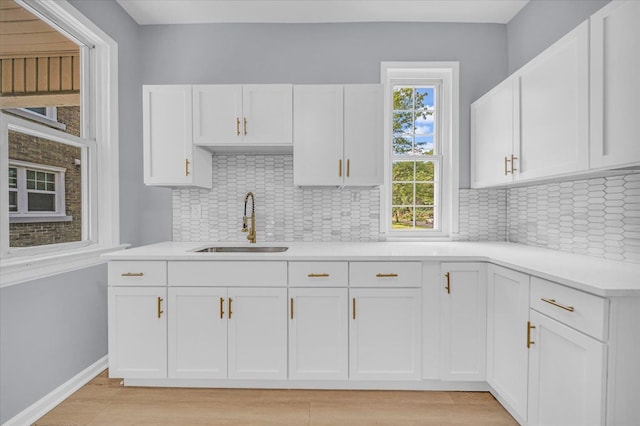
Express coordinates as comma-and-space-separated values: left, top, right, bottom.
196, 246, 289, 253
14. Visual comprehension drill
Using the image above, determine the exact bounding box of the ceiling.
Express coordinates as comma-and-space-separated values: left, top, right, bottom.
116, 0, 529, 25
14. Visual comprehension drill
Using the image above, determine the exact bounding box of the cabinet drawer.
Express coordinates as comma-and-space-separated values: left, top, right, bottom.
530, 277, 608, 340
168, 261, 287, 286
349, 262, 421, 287
108, 261, 167, 286
289, 262, 348, 287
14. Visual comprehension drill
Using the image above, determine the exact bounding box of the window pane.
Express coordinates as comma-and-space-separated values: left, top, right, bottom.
392, 183, 414, 205
416, 162, 435, 181
9, 191, 18, 212
415, 207, 435, 229
393, 88, 414, 110
393, 135, 413, 155
392, 161, 414, 182
392, 207, 413, 229
416, 183, 434, 206
9, 167, 17, 188
414, 135, 434, 155
415, 87, 435, 111
9, 130, 82, 248
393, 112, 413, 133
28, 192, 55, 211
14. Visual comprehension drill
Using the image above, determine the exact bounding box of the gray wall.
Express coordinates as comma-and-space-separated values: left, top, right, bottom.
507, 0, 611, 73
140, 22, 508, 189
0, 0, 168, 422
0, 265, 108, 423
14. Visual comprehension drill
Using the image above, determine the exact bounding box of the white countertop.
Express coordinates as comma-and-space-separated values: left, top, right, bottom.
103, 241, 640, 297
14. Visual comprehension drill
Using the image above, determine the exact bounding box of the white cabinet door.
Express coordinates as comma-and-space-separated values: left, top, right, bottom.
289, 288, 348, 380
227, 287, 287, 380
108, 287, 167, 379
192, 85, 242, 144
440, 263, 487, 381
349, 288, 421, 380
528, 310, 606, 426
344, 85, 383, 186
168, 287, 227, 379
516, 21, 589, 182
293, 85, 344, 186
590, 1, 640, 169
487, 265, 530, 423
243, 85, 292, 145
143, 85, 212, 188
470, 77, 516, 188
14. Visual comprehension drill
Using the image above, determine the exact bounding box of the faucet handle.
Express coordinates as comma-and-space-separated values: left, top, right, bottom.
241, 216, 249, 232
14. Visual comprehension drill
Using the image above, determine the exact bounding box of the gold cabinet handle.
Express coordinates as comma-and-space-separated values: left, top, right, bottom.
290, 297, 294, 320
121, 272, 143, 277
157, 297, 163, 319
541, 298, 575, 312
346, 159, 350, 177
504, 156, 511, 175
339, 159, 342, 177
228, 297, 233, 319
243, 117, 247, 135
445, 272, 451, 294
308, 273, 330, 278
376, 273, 398, 278
236, 117, 241, 136
220, 297, 225, 319
511, 154, 518, 173
185, 158, 190, 176
352, 298, 356, 320
527, 321, 536, 348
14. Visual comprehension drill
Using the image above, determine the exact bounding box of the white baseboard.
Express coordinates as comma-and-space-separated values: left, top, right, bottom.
2, 355, 108, 426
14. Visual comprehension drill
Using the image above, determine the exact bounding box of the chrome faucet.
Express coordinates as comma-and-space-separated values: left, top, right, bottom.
242, 192, 256, 243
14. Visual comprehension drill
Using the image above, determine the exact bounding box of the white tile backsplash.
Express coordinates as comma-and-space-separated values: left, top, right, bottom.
172, 154, 640, 264
172, 154, 381, 243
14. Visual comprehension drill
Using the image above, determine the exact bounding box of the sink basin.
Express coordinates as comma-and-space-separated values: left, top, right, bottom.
196, 246, 289, 253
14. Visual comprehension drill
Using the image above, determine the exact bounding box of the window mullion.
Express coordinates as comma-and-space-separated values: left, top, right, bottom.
17, 167, 28, 214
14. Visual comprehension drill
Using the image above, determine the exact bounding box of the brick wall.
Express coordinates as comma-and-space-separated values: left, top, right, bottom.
9, 106, 82, 247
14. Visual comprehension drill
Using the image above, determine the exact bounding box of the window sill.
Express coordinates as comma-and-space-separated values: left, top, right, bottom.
0, 243, 129, 288
10, 215, 73, 223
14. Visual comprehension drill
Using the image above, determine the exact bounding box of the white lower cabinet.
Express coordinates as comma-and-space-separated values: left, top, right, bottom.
527, 310, 606, 426
288, 288, 348, 380
168, 287, 227, 379
349, 288, 421, 380
167, 287, 287, 380
108, 286, 167, 379
440, 263, 487, 381
486, 265, 530, 424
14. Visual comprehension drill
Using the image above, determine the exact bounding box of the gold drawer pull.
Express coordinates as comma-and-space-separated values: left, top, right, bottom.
541, 298, 575, 312
445, 272, 451, 294
527, 321, 536, 348
352, 298, 356, 320
236, 117, 240, 136
228, 297, 233, 319
308, 273, 330, 278
185, 158, 190, 176
220, 297, 225, 319
376, 273, 398, 278
290, 297, 294, 319
121, 272, 144, 277
504, 156, 511, 175
157, 297, 163, 318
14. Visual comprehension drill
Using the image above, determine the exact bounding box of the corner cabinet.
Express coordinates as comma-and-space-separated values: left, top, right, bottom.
192, 84, 292, 146
590, 0, 640, 170
440, 263, 487, 381
293, 84, 383, 187
486, 265, 530, 424
471, 20, 590, 188
143, 85, 212, 188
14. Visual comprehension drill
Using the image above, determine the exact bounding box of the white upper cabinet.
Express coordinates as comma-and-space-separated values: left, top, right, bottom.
590, 0, 640, 169
294, 84, 383, 187
471, 20, 592, 187
143, 85, 212, 188
516, 20, 589, 182
471, 77, 516, 188
193, 84, 292, 146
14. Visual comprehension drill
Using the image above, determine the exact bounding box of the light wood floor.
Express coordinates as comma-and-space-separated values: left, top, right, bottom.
35, 370, 518, 425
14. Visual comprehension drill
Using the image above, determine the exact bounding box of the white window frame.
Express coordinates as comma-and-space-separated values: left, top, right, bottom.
6, 107, 67, 131
9, 159, 71, 222
0, 0, 122, 287
380, 62, 459, 240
